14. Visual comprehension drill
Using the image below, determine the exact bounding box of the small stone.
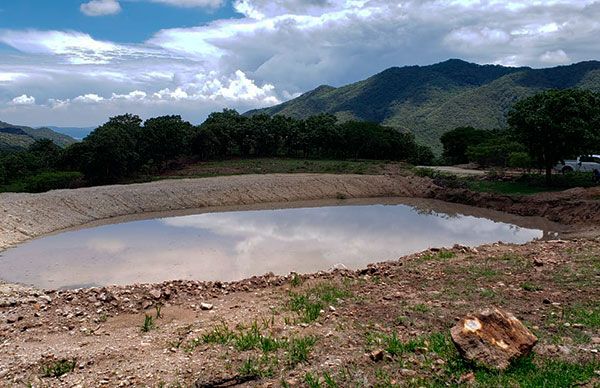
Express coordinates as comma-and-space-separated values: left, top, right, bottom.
6, 314, 23, 324
543, 299, 551, 304
328, 306, 336, 312
533, 259, 544, 267
149, 289, 161, 299
591, 337, 600, 345
451, 308, 537, 370
200, 302, 213, 310
458, 372, 475, 384
369, 349, 384, 362
39, 295, 52, 303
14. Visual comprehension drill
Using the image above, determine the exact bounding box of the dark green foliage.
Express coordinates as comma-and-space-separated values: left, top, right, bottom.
79, 114, 143, 184
508, 89, 600, 183
441, 127, 490, 164
191, 111, 432, 163
16, 171, 83, 193
465, 134, 527, 167
139, 115, 193, 168
41, 359, 77, 378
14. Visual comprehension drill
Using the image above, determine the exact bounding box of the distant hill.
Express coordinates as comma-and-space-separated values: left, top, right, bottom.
0, 121, 77, 151
245, 59, 600, 149
45, 126, 95, 140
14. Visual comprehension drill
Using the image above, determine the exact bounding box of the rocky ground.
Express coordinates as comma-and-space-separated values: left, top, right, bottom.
1, 238, 599, 387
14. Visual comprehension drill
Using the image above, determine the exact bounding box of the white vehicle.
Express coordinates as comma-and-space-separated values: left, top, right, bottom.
555, 155, 600, 173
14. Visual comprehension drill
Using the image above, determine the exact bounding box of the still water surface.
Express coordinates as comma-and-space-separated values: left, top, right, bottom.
0, 200, 553, 289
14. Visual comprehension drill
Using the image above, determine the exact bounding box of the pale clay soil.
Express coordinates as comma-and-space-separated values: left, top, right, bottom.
0, 173, 599, 387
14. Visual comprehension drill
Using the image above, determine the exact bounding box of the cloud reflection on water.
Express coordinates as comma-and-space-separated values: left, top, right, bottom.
0, 203, 543, 289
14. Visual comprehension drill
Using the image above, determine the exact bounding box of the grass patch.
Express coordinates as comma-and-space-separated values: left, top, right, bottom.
157, 158, 393, 180
287, 336, 317, 368
41, 359, 77, 378
365, 331, 600, 386
287, 282, 351, 323
141, 314, 155, 333
563, 303, 600, 329
521, 282, 544, 292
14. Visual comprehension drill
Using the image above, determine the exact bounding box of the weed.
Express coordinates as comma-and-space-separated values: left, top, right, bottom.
41, 359, 77, 378
201, 322, 236, 344
304, 372, 321, 388
155, 304, 163, 319
521, 282, 543, 292
287, 336, 317, 367
141, 314, 155, 332
437, 251, 456, 260
410, 303, 431, 313
290, 273, 303, 287
287, 283, 351, 323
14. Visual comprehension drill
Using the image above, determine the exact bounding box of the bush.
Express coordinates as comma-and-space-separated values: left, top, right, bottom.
508, 152, 533, 169
20, 171, 84, 193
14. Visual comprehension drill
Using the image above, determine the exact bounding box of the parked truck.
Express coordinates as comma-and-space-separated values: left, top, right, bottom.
555, 155, 600, 173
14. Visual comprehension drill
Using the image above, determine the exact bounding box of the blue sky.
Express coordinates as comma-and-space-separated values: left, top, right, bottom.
0, 1, 240, 44
0, 0, 599, 127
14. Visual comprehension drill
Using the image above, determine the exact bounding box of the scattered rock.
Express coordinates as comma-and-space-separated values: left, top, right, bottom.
591, 337, 600, 345
369, 349, 384, 362
450, 308, 537, 370
200, 302, 213, 311
149, 289, 161, 299
458, 372, 475, 384
6, 313, 23, 324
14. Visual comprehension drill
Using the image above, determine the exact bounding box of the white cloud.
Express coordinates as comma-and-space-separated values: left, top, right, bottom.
540, 49, 571, 64
2, 0, 600, 126
80, 0, 122, 16
10, 94, 35, 105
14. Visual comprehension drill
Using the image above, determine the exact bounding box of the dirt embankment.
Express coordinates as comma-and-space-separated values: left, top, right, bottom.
432, 186, 600, 227
0, 174, 435, 251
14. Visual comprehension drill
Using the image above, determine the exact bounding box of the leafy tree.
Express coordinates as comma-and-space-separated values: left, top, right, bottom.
140, 115, 193, 169
440, 127, 489, 164
508, 89, 600, 184
81, 114, 143, 184
466, 135, 526, 167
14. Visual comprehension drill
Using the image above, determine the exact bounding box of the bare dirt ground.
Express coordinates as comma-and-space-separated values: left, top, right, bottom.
1, 173, 600, 386
1, 239, 599, 387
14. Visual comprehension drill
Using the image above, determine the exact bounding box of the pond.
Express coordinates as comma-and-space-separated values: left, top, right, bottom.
0, 198, 560, 289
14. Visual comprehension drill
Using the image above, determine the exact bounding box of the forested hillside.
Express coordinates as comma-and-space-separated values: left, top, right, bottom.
0, 121, 76, 151
246, 59, 600, 148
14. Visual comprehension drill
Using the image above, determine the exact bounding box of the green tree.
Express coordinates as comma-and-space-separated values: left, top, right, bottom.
440, 127, 490, 165
140, 115, 193, 169
508, 89, 600, 184
81, 114, 142, 184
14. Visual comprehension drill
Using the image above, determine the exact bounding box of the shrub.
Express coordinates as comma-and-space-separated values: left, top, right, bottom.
21, 171, 84, 193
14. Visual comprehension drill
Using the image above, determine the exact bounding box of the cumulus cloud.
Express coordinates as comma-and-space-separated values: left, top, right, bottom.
10, 94, 35, 105
80, 0, 121, 16
540, 49, 571, 64
2, 0, 600, 126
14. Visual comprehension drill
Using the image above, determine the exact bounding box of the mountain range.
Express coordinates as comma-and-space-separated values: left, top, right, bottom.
246, 59, 600, 149
0, 121, 77, 151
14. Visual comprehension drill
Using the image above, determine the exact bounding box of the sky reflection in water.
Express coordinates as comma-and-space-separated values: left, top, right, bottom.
0, 203, 544, 289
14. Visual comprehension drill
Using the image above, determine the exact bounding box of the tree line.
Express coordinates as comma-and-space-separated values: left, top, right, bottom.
0, 111, 434, 191
441, 89, 600, 183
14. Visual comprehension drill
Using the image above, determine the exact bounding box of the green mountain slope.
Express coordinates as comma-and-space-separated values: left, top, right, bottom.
0, 121, 77, 151
245, 59, 600, 149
